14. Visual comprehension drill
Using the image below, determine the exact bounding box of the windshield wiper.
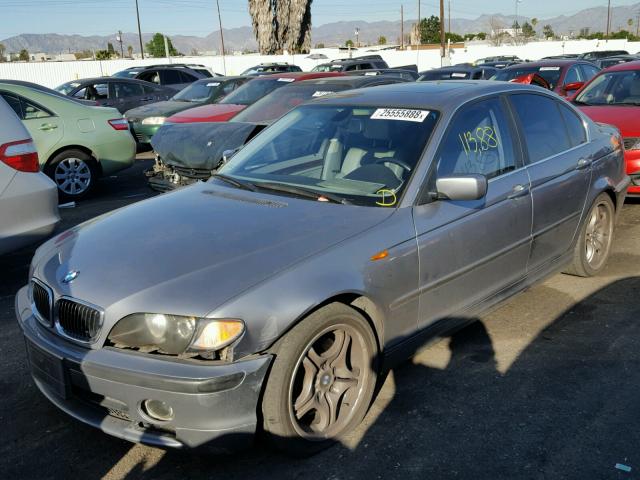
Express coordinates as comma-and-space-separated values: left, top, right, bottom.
252, 181, 350, 204
211, 173, 257, 191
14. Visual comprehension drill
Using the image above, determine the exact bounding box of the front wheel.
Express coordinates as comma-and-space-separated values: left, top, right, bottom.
261, 303, 379, 456
564, 193, 615, 277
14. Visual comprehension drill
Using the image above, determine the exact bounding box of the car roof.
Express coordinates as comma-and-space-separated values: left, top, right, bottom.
601, 59, 640, 72
252, 72, 344, 81
61, 77, 160, 85
504, 60, 583, 69
191, 76, 246, 84
293, 76, 406, 88
308, 80, 546, 109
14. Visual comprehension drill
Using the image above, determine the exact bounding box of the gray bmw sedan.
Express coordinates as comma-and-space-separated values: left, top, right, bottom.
16, 81, 629, 454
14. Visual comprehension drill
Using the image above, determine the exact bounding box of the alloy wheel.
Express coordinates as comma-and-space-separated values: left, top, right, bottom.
54, 157, 92, 196
584, 200, 613, 270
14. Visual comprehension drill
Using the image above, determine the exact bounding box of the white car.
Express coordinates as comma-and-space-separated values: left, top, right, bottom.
0, 96, 60, 255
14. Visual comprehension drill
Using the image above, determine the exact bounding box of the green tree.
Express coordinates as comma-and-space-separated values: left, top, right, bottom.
145, 33, 178, 57
345, 39, 354, 47
74, 49, 93, 60
512, 20, 520, 31
542, 24, 555, 39
531, 18, 538, 28
419, 15, 442, 44
127, 45, 133, 58
445, 32, 464, 42
107, 42, 115, 56
314, 42, 325, 48
95, 50, 110, 60
0, 43, 5, 62
521, 22, 535, 38
18, 49, 29, 61
377, 35, 387, 45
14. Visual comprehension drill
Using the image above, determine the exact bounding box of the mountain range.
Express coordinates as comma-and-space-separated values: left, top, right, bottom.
2, 3, 639, 55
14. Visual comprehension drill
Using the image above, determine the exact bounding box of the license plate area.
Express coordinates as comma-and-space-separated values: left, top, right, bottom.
26, 340, 68, 399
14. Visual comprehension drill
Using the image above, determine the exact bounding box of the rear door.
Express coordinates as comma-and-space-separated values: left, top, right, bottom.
508, 92, 591, 272
113, 81, 145, 113
0, 92, 63, 163
413, 95, 532, 328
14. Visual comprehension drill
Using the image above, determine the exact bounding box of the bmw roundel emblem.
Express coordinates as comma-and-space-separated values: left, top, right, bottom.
62, 270, 80, 284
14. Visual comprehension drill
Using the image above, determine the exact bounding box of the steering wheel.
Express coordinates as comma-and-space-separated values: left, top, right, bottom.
373, 157, 412, 172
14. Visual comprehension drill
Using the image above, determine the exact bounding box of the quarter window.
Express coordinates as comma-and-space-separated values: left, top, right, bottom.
559, 105, 587, 147
436, 97, 517, 180
510, 94, 571, 163
2, 94, 52, 120
563, 66, 581, 85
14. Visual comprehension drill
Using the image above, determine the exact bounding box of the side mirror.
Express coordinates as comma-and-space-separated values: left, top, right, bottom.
563, 81, 584, 94
222, 147, 241, 163
436, 174, 487, 201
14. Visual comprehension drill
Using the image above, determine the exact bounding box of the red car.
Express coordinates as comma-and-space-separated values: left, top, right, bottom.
492, 60, 600, 97
166, 72, 345, 124
572, 61, 640, 196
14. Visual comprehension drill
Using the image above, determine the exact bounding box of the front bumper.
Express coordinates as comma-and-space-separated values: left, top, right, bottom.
144, 156, 210, 192
15, 286, 272, 450
625, 151, 640, 197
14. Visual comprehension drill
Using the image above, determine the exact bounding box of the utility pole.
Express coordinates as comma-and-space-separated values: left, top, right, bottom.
355, 27, 360, 48
116, 30, 124, 58
401, 5, 404, 50
163, 34, 171, 62
636, 12, 639, 37
606, 0, 611, 38
448, 0, 451, 34
439, 0, 445, 58
135, 0, 144, 59
216, 0, 227, 75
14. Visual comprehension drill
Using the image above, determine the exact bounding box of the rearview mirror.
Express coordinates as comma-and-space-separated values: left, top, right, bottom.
436, 175, 487, 201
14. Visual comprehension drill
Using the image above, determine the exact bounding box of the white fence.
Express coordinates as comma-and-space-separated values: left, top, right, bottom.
1, 39, 639, 88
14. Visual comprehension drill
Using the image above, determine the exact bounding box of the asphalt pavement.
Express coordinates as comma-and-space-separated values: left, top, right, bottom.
1, 157, 639, 479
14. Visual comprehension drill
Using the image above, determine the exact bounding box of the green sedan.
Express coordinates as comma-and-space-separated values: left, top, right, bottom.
125, 76, 248, 144
0, 82, 136, 199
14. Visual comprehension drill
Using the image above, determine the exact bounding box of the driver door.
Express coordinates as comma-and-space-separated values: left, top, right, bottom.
412, 96, 533, 328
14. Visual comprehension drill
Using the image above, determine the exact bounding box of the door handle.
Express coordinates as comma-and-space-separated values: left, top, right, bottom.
39, 123, 58, 131
507, 184, 529, 199
576, 158, 592, 170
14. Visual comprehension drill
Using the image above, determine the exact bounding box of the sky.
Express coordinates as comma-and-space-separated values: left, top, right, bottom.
0, 0, 639, 38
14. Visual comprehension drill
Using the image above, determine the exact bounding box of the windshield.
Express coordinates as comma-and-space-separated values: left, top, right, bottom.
575, 70, 640, 106
218, 104, 439, 207
231, 84, 347, 124
493, 66, 563, 89
420, 70, 470, 80
173, 80, 222, 102
113, 70, 139, 78
220, 78, 290, 105
312, 64, 343, 72
56, 82, 81, 95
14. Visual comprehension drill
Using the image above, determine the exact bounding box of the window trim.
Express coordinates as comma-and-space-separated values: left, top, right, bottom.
0, 90, 55, 119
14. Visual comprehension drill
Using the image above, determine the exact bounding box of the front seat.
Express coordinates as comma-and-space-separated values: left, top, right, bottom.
340, 119, 394, 177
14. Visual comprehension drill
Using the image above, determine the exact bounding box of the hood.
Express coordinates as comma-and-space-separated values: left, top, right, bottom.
125, 100, 197, 119
33, 182, 392, 343
151, 121, 262, 169
577, 105, 640, 137
167, 103, 246, 123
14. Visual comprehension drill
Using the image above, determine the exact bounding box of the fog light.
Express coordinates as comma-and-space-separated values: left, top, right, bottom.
142, 399, 174, 422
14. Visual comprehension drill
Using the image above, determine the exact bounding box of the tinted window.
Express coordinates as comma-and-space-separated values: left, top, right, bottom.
436, 97, 517, 180
81, 83, 108, 100
138, 71, 160, 84
161, 70, 182, 84
563, 66, 581, 85
580, 64, 600, 80
173, 80, 220, 102
142, 84, 159, 94
220, 78, 289, 105
114, 82, 144, 98
510, 94, 571, 163
194, 68, 212, 77
178, 71, 197, 83
559, 105, 587, 147
494, 66, 562, 89
1, 93, 23, 118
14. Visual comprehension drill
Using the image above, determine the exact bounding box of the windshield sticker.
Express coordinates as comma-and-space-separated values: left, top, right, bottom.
459, 126, 500, 156
539, 66, 560, 71
364, 72, 379, 76
206, 82, 221, 87
312, 91, 335, 97
375, 189, 398, 207
451, 72, 468, 78
277, 77, 296, 82
371, 108, 430, 122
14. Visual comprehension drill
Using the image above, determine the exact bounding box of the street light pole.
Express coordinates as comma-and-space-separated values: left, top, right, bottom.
216, 0, 227, 75
116, 30, 124, 58
135, 0, 144, 59
355, 27, 360, 48
439, 0, 445, 58
606, 0, 611, 38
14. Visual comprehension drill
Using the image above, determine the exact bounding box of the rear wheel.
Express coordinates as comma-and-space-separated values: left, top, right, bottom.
261, 303, 379, 456
564, 193, 615, 277
46, 149, 98, 200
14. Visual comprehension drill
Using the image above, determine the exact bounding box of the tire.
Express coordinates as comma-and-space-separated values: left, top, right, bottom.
45, 149, 98, 200
564, 193, 615, 277
261, 302, 379, 456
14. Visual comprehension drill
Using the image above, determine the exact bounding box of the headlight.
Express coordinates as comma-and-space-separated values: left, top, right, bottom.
108, 313, 244, 355
141, 116, 166, 125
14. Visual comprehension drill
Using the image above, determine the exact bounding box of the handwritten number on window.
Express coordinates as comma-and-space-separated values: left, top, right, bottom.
459, 126, 500, 157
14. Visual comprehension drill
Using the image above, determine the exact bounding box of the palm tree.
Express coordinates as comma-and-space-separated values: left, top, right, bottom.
249, 0, 313, 54
531, 17, 538, 28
